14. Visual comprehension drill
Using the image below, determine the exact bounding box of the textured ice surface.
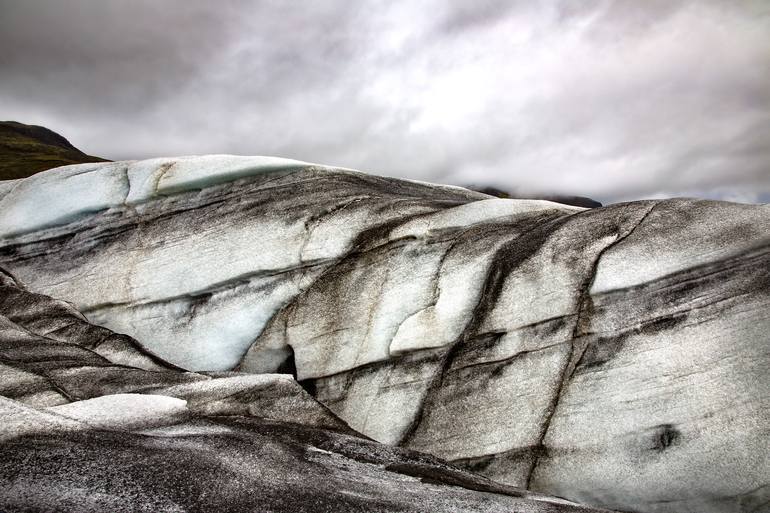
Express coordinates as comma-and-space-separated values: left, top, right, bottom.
1, 157, 768, 513
389, 198, 580, 240
0, 396, 87, 441
0, 155, 313, 239
153, 154, 311, 195
0, 395, 605, 513
591, 200, 770, 293
0, 276, 605, 512
48, 394, 189, 431
151, 373, 350, 430
0, 162, 129, 237
87, 270, 325, 370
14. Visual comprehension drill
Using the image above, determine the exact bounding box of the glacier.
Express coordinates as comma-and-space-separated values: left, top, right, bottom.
0, 156, 768, 513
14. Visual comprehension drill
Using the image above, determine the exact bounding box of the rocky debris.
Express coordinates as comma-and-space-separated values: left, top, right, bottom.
0, 156, 768, 513
0, 273, 613, 512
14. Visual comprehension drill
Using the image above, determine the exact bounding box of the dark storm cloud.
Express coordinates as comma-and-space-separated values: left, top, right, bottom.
0, 1, 235, 110
1, 0, 768, 202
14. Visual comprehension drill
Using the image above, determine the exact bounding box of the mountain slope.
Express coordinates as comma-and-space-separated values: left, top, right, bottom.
0, 121, 108, 180
470, 185, 603, 208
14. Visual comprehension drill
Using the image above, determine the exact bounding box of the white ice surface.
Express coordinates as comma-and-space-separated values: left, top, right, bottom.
288, 241, 448, 379
130, 217, 309, 302
0, 180, 18, 201
389, 198, 579, 240
155, 373, 293, 398
87, 268, 326, 371
535, 300, 770, 512
389, 235, 510, 354
47, 394, 188, 431
387, 200, 579, 354
591, 201, 770, 294
0, 396, 88, 441
125, 154, 315, 204
123, 157, 173, 204
154, 154, 311, 195
0, 155, 315, 238
0, 162, 129, 237
408, 343, 571, 462
319, 355, 443, 444
482, 233, 617, 334
300, 201, 379, 262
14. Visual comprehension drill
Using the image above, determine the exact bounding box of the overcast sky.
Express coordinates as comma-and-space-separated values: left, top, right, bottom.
1, 0, 768, 203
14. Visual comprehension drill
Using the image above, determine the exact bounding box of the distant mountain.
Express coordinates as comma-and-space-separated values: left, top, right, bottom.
0, 121, 108, 180
470, 185, 602, 208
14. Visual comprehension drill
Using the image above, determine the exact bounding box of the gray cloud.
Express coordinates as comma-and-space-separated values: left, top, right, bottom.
1, 0, 768, 203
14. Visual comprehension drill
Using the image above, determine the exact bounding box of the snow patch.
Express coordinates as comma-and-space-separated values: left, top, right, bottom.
47, 393, 188, 431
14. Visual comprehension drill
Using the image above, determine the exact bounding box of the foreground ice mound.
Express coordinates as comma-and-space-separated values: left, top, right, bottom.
0, 265, 612, 512
0, 156, 768, 513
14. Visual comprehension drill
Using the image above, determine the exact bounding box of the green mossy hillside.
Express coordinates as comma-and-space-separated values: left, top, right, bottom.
0, 121, 109, 180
